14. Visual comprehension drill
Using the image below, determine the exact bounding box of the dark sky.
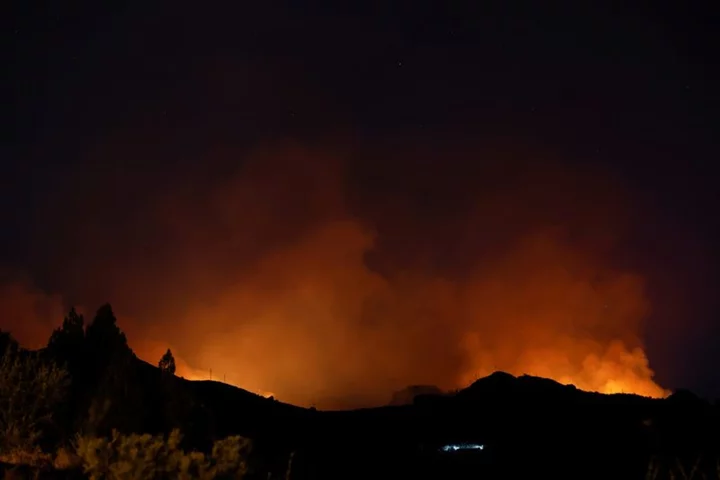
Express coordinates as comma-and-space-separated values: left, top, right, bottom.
3, 2, 719, 407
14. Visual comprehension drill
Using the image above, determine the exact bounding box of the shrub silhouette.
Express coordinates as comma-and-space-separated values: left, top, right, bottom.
0, 346, 70, 462
75, 429, 252, 479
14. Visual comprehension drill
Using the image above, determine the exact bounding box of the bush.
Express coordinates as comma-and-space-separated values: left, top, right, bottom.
75, 429, 252, 480
646, 454, 720, 480
0, 348, 70, 462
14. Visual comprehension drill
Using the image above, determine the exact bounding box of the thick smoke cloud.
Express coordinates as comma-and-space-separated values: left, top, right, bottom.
0, 140, 668, 408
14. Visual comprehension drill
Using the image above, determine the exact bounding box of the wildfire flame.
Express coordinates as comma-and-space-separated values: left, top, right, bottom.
460, 339, 668, 398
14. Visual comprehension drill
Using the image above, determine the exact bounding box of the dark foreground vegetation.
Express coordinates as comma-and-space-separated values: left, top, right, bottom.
1, 304, 718, 479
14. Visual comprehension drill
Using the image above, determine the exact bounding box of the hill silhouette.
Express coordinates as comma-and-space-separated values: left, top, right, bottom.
1, 306, 719, 479
168, 364, 719, 479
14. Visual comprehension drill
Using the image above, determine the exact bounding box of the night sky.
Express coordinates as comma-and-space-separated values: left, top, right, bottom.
4, 2, 719, 407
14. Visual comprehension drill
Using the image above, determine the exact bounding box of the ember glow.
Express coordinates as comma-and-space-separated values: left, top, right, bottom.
0, 144, 672, 408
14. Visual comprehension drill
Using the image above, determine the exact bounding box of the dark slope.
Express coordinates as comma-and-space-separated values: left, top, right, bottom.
116, 357, 720, 479
196, 369, 719, 479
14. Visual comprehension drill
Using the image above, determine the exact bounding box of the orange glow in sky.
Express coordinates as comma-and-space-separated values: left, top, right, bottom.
0, 144, 670, 408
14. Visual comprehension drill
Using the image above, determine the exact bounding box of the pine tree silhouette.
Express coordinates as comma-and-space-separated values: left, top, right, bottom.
159, 348, 176, 376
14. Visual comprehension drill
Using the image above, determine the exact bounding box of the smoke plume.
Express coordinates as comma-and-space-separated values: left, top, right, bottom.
0, 140, 669, 408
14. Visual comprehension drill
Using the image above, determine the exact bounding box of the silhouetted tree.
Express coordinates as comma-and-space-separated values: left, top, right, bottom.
159, 349, 176, 376
48, 307, 84, 345
81, 304, 143, 436
85, 304, 131, 379
46, 307, 85, 371
153, 348, 198, 435
85, 304, 128, 352
44, 308, 88, 444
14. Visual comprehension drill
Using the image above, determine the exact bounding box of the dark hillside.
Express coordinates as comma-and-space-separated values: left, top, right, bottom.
2, 321, 718, 479
56, 351, 719, 479
184, 368, 719, 479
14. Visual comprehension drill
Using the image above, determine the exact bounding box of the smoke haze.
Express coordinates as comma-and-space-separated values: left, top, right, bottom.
0, 141, 671, 407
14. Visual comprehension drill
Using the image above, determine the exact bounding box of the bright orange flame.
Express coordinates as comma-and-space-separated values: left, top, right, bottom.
460, 339, 668, 398
456, 233, 669, 399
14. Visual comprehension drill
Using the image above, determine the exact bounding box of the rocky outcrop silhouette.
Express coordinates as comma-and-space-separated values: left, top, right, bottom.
389, 385, 444, 406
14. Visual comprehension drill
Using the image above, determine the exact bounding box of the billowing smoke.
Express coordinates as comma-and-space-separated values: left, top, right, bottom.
0, 278, 65, 349
0, 140, 669, 408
